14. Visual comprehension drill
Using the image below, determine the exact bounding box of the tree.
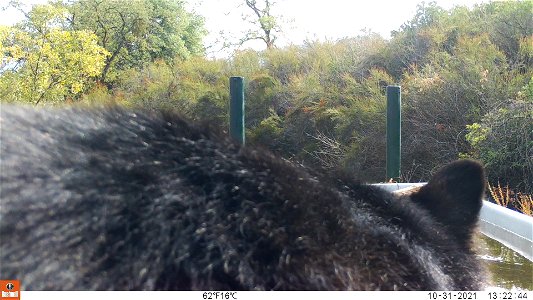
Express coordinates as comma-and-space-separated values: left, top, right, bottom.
241, 0, 279, 49
0, 4, 108, 104
67, 0, 206, 84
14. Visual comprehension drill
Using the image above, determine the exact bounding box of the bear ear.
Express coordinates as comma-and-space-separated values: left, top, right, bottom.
410, 160, 486, 246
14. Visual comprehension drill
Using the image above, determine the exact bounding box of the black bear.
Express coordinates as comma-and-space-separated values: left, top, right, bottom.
0, 105, 487, 290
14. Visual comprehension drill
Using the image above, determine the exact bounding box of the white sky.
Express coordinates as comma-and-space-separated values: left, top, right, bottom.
1, 0, 489, 57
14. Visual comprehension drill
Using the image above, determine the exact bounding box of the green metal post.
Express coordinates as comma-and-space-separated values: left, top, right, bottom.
386, 85, 401, 181
229, 76, 245, 145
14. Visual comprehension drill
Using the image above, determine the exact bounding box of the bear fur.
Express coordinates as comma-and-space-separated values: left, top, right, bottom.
0, 105, 487, 290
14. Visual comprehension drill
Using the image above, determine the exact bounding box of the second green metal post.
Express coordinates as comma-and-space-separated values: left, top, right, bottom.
386, 85, 401, 181
229, 76, 245, 145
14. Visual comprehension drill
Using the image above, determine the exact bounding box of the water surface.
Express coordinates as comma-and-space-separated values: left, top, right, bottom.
478, 235, 532, 290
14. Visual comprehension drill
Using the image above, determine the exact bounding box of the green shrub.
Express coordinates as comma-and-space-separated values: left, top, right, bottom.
466, 92, 532, 193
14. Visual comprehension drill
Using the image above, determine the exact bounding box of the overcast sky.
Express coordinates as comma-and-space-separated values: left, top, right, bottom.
1, 0, 489, 57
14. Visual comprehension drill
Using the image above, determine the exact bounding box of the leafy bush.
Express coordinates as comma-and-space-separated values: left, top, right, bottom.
466, 83, 532, 193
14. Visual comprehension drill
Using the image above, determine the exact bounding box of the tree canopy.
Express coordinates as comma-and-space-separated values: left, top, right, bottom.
1, 0, 206, 103
68, 0, 206, 83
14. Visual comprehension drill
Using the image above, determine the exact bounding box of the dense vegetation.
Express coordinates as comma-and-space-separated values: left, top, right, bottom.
1, 0, 532, 195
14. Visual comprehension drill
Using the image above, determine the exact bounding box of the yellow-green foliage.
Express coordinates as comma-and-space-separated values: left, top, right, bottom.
248, 109, 284, 151
465, 123, 489, 148
466, 96, 533, 193
0, 4, 108, 105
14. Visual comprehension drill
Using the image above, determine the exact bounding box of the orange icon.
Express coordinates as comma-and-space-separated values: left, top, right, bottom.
0, 280, 20, 300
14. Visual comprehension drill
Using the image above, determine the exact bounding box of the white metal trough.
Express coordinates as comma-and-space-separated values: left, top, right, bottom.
373, 183, 533, 262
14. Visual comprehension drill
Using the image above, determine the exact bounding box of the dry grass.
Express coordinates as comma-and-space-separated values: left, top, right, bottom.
488, 182, 512, 207
488, 182, 533, 216
517, 194, 532, 216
